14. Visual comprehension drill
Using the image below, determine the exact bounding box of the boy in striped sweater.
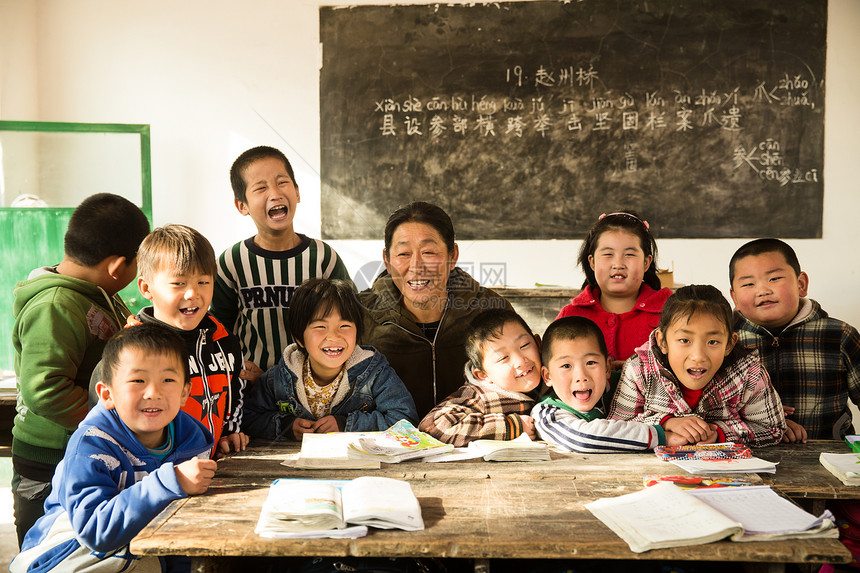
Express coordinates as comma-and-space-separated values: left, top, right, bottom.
212, 146, 352, 377
533, 316, 687, 453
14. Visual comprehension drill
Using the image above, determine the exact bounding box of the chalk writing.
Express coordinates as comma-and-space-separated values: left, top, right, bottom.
732, 140, 819, 187
320, 1, 826, 240
372, 68, 816, 149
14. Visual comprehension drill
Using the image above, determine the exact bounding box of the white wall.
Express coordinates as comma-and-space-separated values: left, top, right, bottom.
1, 0, 858, 325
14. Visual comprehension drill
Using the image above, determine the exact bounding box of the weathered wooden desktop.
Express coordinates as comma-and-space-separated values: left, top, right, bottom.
131, 441, 854, 572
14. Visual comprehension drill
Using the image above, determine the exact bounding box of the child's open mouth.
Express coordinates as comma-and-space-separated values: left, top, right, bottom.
268, 205, 288, 220
322, 347, 344, 357
687, 368, 707, 379
180, 307, 198, 316
517, 366, 534, 378
572, 389, 592, 401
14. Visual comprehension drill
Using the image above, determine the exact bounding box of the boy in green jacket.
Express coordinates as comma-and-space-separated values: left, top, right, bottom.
10, 193, 149, 547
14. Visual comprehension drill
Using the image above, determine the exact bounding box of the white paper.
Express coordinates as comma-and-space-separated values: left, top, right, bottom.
687, 485, 824, 534
669, 456, 778, 474
585, 482, 742, 552
295, 432, 381, 469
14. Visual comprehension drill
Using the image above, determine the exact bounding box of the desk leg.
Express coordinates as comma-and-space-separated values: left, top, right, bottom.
191, 556, 230, 573
474, 558, 490, 573
742, 563, 785, 573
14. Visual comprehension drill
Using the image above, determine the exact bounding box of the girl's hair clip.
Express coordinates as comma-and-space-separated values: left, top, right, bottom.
599, 211, 649, 230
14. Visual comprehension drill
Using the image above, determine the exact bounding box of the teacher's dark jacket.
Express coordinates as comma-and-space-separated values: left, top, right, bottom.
360, 267, 513, 418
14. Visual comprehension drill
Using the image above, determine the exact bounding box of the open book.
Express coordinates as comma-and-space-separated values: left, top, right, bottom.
291, 432, 381, 470
469, 434, 550, 461
255, 476, 424, 539
820, 451, 860, 485
586, 482, 836, 553
347, 419, 454, 463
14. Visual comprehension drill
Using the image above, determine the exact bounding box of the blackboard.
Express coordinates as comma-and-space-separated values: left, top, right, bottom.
319, 1, 826, 240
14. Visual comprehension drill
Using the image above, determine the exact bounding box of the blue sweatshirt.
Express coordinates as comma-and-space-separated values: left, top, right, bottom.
11, 403, 214, 572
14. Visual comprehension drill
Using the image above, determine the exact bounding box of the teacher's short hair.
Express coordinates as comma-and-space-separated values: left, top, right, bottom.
384, 201, 455, 254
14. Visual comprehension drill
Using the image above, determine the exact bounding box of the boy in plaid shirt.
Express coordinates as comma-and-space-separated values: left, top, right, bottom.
418, 309, 545, 446
730, 238, 860, 441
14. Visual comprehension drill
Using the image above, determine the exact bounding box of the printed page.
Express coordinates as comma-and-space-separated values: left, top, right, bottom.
669, 456, 777, 474
687, 486, 828, 535
585, 482, 742, 552
255, 479, 347, 536
469, 434, 550, 461
342, 476, 425, 531
819, 452, 860, 485
297, 432, 381, 469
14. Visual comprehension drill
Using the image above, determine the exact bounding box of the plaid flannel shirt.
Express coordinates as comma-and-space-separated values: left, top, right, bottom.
418, 367, 536, 446
735, 298, 860, 439
608, 331, 785, 446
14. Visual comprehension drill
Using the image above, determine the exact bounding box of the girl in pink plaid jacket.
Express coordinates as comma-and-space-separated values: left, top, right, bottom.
608, 284, 786, 446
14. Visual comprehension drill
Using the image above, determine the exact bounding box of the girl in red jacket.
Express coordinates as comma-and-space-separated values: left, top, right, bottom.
557, 211, 672, 370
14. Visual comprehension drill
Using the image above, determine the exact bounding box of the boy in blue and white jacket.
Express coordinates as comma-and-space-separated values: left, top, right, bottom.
242, 278, 417, 440
533, 316, 688, 453
11, 324, 216, 573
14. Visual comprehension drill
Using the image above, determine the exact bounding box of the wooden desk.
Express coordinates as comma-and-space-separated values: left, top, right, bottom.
131, 440, 852, 572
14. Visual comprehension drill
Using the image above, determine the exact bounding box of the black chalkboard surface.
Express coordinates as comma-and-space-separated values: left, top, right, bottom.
319, 1, 826, 240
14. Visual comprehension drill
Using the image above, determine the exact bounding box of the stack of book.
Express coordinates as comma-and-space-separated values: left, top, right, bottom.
255, 476, 424, 539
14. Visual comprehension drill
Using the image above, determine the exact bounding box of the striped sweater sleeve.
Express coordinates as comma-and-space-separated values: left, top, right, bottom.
533, 403, 661, 453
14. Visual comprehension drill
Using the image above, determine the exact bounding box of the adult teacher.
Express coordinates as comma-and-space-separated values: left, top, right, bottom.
360, 202, 512, 417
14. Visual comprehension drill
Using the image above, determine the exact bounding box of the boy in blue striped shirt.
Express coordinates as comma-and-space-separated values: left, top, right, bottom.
533, 316, 687, 453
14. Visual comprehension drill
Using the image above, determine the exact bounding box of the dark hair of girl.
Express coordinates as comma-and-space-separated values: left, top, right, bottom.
577, 210, 661, 291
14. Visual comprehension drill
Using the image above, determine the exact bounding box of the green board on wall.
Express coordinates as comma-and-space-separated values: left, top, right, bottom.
0, 121, 152, 374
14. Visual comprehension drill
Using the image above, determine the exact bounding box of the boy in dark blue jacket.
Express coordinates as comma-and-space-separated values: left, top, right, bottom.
11, 324, 216, 573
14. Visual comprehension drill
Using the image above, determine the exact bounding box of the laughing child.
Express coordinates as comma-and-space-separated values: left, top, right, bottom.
534, 316, 687, 452
608, 284, 786, 446
241, 278, 417, 440
418, 309, 545, 446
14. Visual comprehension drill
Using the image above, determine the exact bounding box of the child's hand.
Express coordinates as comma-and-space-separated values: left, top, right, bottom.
664, 430, 690, 447
292, 418, 315, 440
240, 360, 263, 385
782, 418, 808, 443
174, 458, 217, 495
217, 432, 249, 457
662, 416, 711, 443
312, 415, 342, 434
695, 425, 720, 445
520, 415, 537, 439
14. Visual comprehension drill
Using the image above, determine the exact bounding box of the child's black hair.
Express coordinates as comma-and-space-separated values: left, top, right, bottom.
541, 316, 608, 366
288, 278, 364, 352
729, 238, 802, 286
465, 309, 533, 373
229, 145, 297, 203
577, 210, 661, 291
658, 284, 734, 339
101, 323, 189, 386
137, 224, 216, 280
64, 193, 150, 266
